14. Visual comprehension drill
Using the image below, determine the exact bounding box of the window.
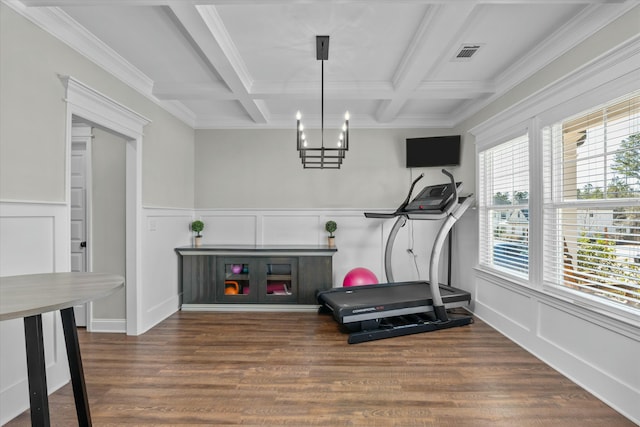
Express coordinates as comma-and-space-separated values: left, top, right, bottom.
479, 134, 530, 277
543, 92, 640, 309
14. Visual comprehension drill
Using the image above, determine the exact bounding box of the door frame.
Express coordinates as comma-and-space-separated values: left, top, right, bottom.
62, 75, 150, 335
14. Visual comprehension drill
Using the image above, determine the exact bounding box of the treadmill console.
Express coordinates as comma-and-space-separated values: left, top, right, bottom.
404, 182, 462, 212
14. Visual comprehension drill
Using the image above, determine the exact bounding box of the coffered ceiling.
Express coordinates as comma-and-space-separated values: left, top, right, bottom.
8, 0, 636, 129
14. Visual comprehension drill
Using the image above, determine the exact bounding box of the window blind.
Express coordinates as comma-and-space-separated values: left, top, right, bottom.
543, 92, 640, 309
479, 134, 530, 276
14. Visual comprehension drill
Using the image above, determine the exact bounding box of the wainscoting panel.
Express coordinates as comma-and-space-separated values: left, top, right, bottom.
0, 201, 70, 425
538, 301, 639, 393
198, 213, 258, 245
475, 276, 533, 333
262, 214, 320, 245
141, 207, 193, 333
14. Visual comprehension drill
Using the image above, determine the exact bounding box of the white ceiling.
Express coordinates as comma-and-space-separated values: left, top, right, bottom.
12, 0, 637, 129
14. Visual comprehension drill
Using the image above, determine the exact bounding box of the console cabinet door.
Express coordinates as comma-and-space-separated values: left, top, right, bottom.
260, 258, 298, 304
298, 256, 333, 304
217, 258, 257, 303
181, 255, 216, 304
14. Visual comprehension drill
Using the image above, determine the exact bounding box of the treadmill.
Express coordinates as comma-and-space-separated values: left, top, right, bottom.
317, 169, 474, 344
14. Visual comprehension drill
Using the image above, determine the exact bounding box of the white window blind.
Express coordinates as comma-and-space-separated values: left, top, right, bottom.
479, 135, 530, 277
543, 92, 640, 309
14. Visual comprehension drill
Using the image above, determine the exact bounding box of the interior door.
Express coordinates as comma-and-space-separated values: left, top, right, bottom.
70, 125, 92, 326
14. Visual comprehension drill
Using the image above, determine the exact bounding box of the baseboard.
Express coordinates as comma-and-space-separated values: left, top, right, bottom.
180, 304, 320, 313
140, 295, 181, 335
88, 318, 126, 333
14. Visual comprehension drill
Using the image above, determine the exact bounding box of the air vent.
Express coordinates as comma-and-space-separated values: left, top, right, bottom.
453, 44, 482, 61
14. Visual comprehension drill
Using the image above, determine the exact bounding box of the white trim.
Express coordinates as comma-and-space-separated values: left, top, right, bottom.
61, 76, 151, 138
0, 199, 67, 206
61, 75, 150, 336
89, 318, 126, 333
527, 117, 544, 287
2, 0, 196, 127
470, 36, 640, 140
456, 2, 638, 125
142, 205, 195, 212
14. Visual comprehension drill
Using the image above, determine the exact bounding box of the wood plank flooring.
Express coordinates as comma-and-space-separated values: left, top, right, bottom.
5, 310, 634, 426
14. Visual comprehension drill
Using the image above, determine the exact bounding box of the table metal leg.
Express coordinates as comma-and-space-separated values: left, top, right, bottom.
60, 307, 92, 427
23, 314, 51, 427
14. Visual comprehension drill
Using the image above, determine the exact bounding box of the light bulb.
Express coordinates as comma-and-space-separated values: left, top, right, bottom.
301, 132, 306, 140
296, 111, 301, 120
299, 124, 304, 132
339, 132, 344, 140
337, 140, 342, 147
344, 111, 350, 120
342, 123, 347, 132
303, 140, 308, 147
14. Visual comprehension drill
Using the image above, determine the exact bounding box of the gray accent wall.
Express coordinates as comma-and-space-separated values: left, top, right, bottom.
91, 127, 126, 319
0, 3, 195, 208
194, 128, 475, 209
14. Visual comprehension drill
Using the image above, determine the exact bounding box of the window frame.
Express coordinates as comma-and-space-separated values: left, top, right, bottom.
472, 66, 640, 328
541, 93, 640, 321
478, 131, 532, 281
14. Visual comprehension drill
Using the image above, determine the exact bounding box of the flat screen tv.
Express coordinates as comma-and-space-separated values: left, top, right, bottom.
406, 135, 461, 168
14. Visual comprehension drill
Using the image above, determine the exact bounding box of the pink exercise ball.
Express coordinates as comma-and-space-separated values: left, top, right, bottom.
343, 267, 379, 287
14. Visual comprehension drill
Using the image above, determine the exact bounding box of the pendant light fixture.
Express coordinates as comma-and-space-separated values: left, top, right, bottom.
296, 36, 349, 169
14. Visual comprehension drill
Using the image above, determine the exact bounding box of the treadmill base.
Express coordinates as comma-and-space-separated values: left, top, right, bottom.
345, 312, 473, 344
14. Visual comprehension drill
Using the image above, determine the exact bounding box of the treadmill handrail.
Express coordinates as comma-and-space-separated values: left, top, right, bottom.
397, 173, 424, 213
440, 168, 459, 216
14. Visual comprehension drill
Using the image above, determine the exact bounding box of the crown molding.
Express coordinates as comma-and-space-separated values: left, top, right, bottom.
453, 1, 637, 127
3, 0, 197, 127
469, 36, 640, 140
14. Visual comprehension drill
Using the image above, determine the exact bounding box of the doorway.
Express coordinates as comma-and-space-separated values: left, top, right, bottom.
70, 122, 128, 330
62, 75, 150, 335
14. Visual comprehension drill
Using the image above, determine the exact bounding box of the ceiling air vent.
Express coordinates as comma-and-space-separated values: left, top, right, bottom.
453, 44, 482, 61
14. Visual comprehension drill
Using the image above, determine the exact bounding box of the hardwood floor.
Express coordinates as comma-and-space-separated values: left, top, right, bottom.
6, 311, 633, 426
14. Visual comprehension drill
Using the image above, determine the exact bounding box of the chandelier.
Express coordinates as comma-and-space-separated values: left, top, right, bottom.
296, 35, 349, 169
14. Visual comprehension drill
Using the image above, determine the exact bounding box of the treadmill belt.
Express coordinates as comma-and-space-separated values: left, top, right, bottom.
317, 281, 470, 324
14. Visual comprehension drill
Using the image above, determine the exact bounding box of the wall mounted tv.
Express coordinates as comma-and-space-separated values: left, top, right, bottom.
406, 135, 461, 168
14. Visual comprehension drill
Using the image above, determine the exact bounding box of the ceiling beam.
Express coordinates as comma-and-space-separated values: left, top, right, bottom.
375, 3, 477, 123
167, 3, 269, 123
153, 80, 495, 101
